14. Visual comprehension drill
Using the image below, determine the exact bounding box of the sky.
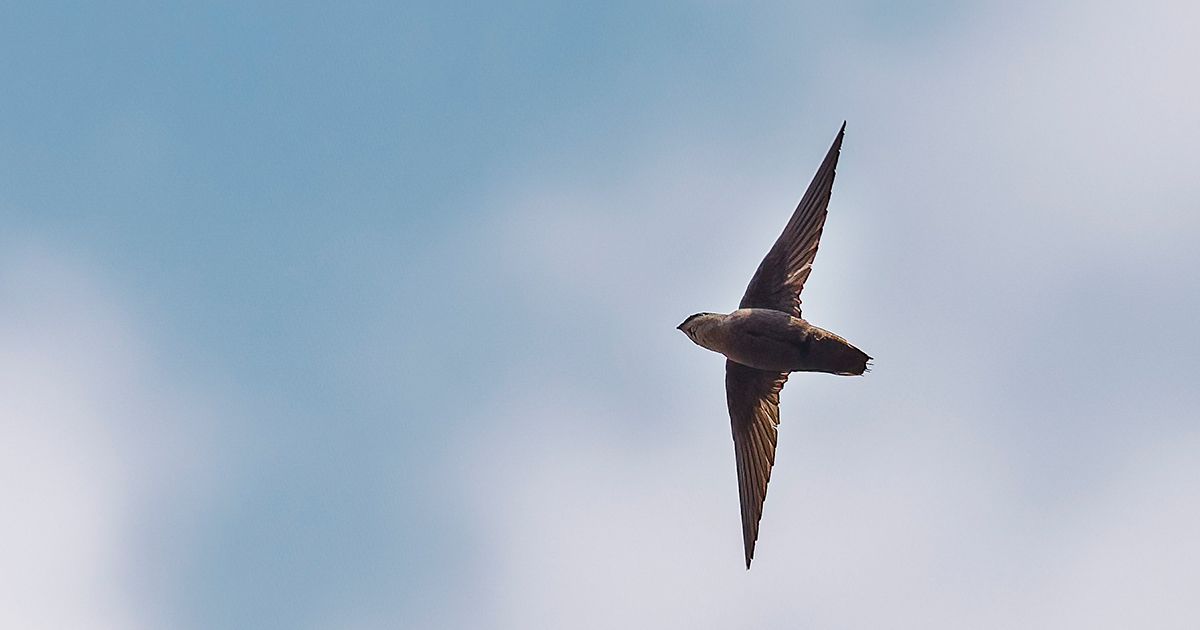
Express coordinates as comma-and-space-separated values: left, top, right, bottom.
1, 0, 1198, 628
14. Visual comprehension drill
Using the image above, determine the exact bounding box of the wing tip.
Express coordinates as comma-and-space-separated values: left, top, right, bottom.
742, 499, 761, 571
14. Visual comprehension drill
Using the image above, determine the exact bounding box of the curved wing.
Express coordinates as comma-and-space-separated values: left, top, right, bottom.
739, 123, 845, 318
725, 359, 789, 568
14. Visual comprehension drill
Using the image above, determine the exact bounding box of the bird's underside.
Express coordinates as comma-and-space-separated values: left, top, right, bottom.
678, 122, 870, 568
696, 308, 869, 376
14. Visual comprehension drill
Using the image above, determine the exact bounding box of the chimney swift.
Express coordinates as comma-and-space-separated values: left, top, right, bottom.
677, 123, 870, 568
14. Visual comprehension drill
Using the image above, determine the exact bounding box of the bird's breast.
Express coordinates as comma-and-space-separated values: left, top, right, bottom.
711, 309, 813, 372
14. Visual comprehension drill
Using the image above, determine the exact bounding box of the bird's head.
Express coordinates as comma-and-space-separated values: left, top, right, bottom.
677, 312, 717, 341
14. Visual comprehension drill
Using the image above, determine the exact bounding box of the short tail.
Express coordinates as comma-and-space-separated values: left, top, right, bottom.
827, 341, 871, 376
840, 347, 871, 376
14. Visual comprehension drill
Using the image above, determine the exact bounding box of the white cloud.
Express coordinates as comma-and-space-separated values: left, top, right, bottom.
0, 241, 216, 630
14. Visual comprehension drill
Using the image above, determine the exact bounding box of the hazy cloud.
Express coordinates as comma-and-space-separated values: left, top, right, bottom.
455, 0, 1200, 626
0, 241, 217, 630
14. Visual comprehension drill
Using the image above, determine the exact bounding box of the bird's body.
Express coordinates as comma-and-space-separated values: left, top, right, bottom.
677, 122, 869, 568
680, 309, 869, 376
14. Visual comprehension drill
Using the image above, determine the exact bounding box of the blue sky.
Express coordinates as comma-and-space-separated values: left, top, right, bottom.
2, 0, 1199, 628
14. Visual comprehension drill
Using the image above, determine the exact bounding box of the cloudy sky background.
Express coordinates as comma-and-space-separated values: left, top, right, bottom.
2, 0, 1199, 628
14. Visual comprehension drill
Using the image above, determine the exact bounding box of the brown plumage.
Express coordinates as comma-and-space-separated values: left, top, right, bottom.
677, 123, 870, 568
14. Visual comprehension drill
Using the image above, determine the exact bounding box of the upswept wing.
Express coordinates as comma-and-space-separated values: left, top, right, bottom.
725, 359, 789, 568
738, 123, 844, 318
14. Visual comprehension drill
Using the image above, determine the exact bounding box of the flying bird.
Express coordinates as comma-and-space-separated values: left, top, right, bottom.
677, 123, 870, 568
